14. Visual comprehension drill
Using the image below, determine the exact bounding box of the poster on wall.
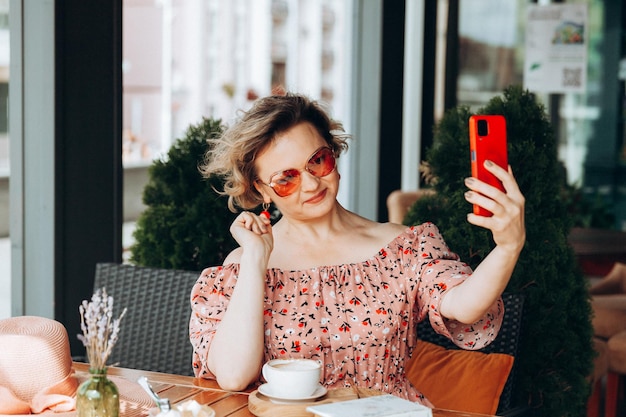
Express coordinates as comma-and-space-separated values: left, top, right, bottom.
524, 4, 587, 93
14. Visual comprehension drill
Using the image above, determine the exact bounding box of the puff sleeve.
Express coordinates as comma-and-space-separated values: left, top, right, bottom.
189, 264, 240, 378
410, 223, 504, 350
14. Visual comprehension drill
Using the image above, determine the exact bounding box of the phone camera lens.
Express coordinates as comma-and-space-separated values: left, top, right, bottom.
477, 120, 488, 136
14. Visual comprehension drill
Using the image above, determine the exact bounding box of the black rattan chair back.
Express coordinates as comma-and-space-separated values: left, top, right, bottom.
416, 292, 525, 416
93, 262, 200, 376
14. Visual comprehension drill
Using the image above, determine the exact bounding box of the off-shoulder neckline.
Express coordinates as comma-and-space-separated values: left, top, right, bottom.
223, 224, 427, 274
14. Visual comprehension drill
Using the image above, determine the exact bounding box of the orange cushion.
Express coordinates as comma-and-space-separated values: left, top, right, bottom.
405, 340, 515, 415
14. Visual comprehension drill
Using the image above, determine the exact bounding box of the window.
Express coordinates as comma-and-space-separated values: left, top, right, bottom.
456, 0, 524, 111
122, 0, 353, 167
455, 0, 625, 229
121, 0, 355, 251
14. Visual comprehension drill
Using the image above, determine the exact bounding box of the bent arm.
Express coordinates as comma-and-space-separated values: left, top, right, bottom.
206, 249, 267, 391
193, 211, 273, 391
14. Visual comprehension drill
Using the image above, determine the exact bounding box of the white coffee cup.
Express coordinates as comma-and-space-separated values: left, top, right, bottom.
261, 358, 322, 399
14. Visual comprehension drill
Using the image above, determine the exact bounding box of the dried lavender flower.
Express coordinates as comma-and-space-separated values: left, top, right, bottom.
77, 287, 127, 370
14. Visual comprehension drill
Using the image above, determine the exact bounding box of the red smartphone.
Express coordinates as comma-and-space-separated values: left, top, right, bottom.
469, 115, 508, 217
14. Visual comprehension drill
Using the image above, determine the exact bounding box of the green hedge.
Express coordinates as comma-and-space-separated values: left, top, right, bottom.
130, 117, 238, 271
405, 86, 594, 416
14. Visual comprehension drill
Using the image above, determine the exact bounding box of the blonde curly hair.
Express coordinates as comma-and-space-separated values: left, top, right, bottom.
200, 93, 350, 212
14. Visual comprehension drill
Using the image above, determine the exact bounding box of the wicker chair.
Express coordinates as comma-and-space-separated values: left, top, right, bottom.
93, 262, 200, 376
416, 292, 526, 416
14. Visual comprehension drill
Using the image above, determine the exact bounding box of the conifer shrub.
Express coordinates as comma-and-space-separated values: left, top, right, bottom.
130, 117, 238, 271
405, 85, 594, 416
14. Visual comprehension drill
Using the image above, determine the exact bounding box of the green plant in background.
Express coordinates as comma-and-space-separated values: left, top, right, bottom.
130, 117, 238, 271
405, 85, 594, 416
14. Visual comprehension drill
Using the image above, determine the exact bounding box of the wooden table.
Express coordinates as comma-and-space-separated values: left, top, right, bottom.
73, 363, 494, 417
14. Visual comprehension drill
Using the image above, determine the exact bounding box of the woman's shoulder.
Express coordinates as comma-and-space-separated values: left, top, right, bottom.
374, 221, 437, 240
222, 246, 244, 265
341, 214, 442, 251
377, 222, 449, 254
373, 221, 410, 242
336, 215, 408, 249
354, 221, 434, 257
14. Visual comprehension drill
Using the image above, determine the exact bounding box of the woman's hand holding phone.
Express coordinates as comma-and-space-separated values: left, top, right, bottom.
466, 116, 525, 254
439, 116, 526, 322
464, 163, 525, 253
444, 158, 526, 324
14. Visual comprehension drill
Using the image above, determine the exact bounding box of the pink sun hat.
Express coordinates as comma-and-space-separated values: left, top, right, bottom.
0, 316, 154, 416
0, 316, 80, 415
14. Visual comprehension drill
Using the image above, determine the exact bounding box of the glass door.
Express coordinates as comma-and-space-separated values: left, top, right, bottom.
455, 0, 624, 230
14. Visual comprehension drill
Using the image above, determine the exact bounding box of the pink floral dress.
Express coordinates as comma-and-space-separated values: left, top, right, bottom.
189, 223, 503, 406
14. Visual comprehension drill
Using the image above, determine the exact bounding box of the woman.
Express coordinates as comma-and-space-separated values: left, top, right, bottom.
189, 93, 525, 406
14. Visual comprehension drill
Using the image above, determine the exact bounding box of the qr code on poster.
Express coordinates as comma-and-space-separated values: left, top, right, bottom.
563, 68, 582, 87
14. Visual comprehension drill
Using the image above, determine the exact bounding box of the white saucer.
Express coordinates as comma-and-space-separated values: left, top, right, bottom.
257, 383, 327, 404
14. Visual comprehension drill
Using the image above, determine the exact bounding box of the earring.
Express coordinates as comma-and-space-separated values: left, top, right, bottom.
260, 202, 271, 219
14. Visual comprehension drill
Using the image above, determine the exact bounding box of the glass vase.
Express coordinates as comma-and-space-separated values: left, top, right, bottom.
76, 368, 120, 417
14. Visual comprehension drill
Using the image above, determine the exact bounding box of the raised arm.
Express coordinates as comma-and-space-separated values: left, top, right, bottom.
440, 161, 525, 323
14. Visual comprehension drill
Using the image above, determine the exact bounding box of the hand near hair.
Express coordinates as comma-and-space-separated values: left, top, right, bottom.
227, 210, 274, 266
